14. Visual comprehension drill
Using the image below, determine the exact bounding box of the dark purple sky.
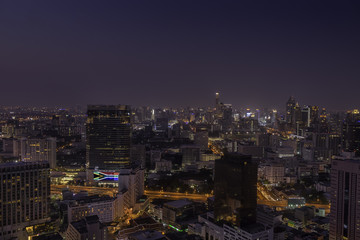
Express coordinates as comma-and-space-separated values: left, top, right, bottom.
1, 1, 360, 110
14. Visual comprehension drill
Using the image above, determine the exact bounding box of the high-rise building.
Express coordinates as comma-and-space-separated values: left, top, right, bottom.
154, 117, 169, 138
181, 145, 200, 167
301, 106, 311, 128
215, 92, 220, 107
221, 104, 233, 132
286, 96, 296, 125
341, 109, 360, 156
310, 105, 319, 125
14, 137, 57, 169
0, 161, 50, 240
86, 105, 131, 173
319, 108, 329, 133
118, 168, 145, 211
194, 125, 209, 150
263, 163, 285, 184
330, 158, 360, 239
214, 153, 258, 227
131, 144, 146, 168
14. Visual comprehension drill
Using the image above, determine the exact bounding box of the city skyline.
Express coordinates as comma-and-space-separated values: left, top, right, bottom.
1, 1, 360, 109
3, 1, 360, 239
0, 93, 358, 113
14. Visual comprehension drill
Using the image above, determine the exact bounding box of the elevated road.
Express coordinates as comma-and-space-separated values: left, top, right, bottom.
51, 185, 330, 212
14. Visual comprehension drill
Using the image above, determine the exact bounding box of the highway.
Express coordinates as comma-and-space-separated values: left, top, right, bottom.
51, 185, 330, 212
51, 184, 210, 201
144, 190, 210, 202
51, 184, 117, 196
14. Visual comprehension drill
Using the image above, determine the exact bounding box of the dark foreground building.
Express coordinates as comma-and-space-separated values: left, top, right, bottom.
330, 158, 360, 239
0, 161, 50, 240
214, 153, 258, 227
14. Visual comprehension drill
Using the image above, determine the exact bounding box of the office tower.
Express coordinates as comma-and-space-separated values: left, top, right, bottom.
66, 215, 106, 240
294, 103, 302, 127
86, 105, 131, 171
285, 96, 296, 125
154, 117, 169, 138
181, 145, 200, 167
215, 92, 224, 120
131, 144, 146, 168
2, 138, 14, 153
0, 161, 50, 240
14, 137, 57, 169
319, 108, 329, 133
214, 153, 258, 227
1, 120, 17, 138
341, 109, 360, 156
310, 105, 319, 124
194, 125, 209, 150
271, 109, 278, 127
330, 159, 360, 239
221, 104, 233, 132
263, 163, 285, 184
118, 168, 145, 210
155, 117, 168, 132
301, 106, 311, 128
215, 92, 220, 107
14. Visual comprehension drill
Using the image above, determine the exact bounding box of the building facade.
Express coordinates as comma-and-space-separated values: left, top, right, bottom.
330, 158, 360, 239
214, 153, 258, 227
118, 168, 145, 212
86, 105, 132, 180
0, 161, 50, 240
67, 195, 121, 223
66, 215, 106, 240
14, 137, 57, 169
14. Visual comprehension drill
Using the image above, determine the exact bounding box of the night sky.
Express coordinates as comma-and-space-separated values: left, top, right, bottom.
1, 1, 360, 110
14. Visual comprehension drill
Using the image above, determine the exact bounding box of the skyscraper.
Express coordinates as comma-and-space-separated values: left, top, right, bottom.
194, 124, 209, 150
0, 161, 50, 240
286, 96, 296, 125
301, 106, 311, 128
221, 104, 233, 132
330, 158, 360, 239
14, 137, 57, 169
86, 105, 131, 172
214, 153, 258, 227
181, 145, 200, 167
215, 92, 220, 107
341, 109, 360, 156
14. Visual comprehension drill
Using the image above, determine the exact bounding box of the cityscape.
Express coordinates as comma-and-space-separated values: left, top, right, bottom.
1, 1, 360, 240
0, 94, 359, 239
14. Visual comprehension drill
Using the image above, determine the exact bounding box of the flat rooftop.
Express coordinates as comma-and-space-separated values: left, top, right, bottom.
164, 199, 193, 209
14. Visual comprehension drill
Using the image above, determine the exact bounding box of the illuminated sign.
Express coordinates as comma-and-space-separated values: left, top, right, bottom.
94, 171, 119, 181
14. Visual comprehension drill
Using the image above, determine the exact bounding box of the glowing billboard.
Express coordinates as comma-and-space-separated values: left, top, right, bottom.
93, 171, 119, 181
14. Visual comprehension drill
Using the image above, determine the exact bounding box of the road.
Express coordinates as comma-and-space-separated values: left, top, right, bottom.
144, 190, 210, 202
51, 184, 330, 212
51, 184, 117, 196
51, 184, 210, 201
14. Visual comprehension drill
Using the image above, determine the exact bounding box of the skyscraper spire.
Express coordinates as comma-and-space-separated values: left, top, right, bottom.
215, 92, 220, 107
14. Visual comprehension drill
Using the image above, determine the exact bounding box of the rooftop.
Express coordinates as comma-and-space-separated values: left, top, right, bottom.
68, 195, 115, 206
164, 199, 193, 209
70, 215, 101, 234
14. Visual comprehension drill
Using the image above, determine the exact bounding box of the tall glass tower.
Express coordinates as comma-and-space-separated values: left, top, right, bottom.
86, 105, 131, 171
214, 153, 258, 227
330, 158, 360, 239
